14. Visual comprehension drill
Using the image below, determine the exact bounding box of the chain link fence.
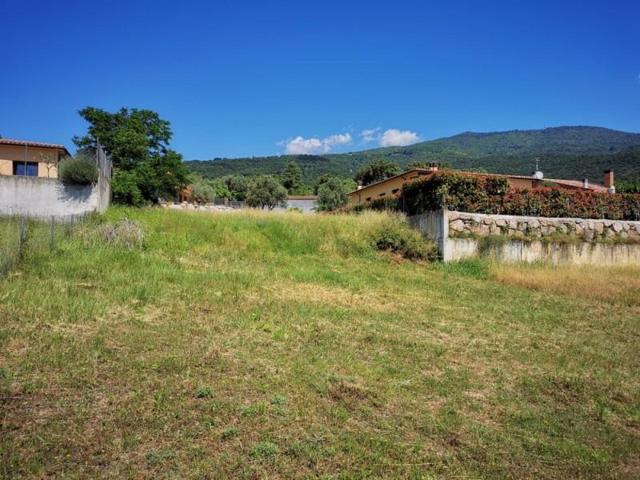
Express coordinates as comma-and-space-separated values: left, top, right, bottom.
0, 215, 86, 277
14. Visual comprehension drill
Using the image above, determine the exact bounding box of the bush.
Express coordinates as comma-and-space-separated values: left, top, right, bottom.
400, 171, 640, 221
190, 179, 216, 204
58, 156, 99, 185
401, 171, 508, 215
369, 215, 438, 261
96, 220, 145, 249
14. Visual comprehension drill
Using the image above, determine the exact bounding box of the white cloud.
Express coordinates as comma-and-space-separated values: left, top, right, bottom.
324, 133, 352, 148
285, 137, 323, 155
379, 129, 420, 147
360, 128, 381, 143
283, 133, 351, 155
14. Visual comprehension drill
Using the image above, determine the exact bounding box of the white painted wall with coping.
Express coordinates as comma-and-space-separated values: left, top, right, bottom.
0, 146, 111, 219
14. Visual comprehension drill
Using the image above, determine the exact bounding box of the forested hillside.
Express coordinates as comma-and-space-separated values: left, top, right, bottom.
187, 126, 640, 184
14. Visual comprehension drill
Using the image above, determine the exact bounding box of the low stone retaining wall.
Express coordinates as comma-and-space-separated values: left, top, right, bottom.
408, 210, 640, 265
448, 211, 640, 243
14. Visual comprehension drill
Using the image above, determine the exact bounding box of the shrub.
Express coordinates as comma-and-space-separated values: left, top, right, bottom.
368, 197, 400, 211
400, 171, 640, 221
401, 171, 508, 215
191, 181, 215, 204
369, 215, 438, 261
96, 219, 145, 249
59, 156, 99, 185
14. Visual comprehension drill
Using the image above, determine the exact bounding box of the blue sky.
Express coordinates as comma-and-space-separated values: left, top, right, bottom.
1, 0, 638, 159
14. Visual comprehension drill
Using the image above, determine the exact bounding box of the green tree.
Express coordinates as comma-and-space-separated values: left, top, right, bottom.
316, 174, 356, 194
618, 179, 640, 193
355, 159, 401, 186
190, 176, 232, 203
73, 107, 190, 204
317, 177, 349, 211
111, 170, 145, 206
245, 176, 288, 210
406, 161, 448, 170
223, 175, 251, 201
281, 161, 303, 193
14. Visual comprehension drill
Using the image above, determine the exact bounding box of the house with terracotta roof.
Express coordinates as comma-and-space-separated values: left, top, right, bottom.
0, 138, 70, 178
0, 138, 112, 218
348, 167, 616, 206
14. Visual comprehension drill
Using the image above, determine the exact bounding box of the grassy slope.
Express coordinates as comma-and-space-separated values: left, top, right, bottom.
1, 209, 639, 479
186, 126, 640, 183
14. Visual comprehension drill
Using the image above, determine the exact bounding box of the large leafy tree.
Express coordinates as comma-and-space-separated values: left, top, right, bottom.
245, 176, 288, 210
354, 159, 401, 186
73, 107, 190, 204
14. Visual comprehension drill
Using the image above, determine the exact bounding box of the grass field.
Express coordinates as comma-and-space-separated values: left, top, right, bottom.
1, 209, 639, 479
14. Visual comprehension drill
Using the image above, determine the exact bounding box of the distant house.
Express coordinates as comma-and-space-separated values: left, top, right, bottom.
0, 138, 70, 178
348, 167, 616, 206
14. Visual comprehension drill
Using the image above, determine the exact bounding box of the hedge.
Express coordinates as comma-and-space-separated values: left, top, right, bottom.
399, 171, 640, 221
59, 157, 99, 185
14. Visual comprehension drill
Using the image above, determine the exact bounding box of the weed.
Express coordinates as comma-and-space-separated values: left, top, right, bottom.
145, 449, 175, 465
222, 427, 239, 440
251, 441, 280, 458
195, 386, 214, 398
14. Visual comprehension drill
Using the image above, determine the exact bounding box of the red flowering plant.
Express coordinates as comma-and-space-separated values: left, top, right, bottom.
399, 171, 640, 221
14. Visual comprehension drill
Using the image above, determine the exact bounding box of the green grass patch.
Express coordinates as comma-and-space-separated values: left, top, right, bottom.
0, 208, 638, 478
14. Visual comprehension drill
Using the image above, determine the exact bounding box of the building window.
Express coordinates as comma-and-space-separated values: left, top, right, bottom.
392, 188, 399, 194
366, 197, 372, 202
379, 192, 386, 197
13, 162, 39, 177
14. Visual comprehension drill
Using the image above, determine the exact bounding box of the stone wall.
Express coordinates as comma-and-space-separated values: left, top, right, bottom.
448, 211, 640, 244
408, 209, 640, 265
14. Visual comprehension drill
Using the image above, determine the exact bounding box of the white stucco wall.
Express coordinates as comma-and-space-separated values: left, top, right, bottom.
0, 176, 106, 218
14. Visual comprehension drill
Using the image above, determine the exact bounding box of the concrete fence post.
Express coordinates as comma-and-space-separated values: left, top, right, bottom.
440, 209, 451, 262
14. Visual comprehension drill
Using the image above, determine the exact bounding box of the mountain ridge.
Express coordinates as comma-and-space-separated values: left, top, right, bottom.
186, 126, 640, 183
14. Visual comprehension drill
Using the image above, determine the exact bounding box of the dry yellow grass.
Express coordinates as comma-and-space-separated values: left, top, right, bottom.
492, 263, 640, 307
